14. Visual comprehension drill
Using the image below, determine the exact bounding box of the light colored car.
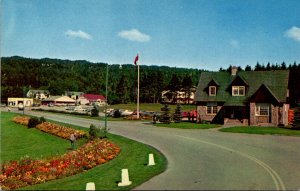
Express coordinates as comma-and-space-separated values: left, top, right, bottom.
65, 106, 75, 111
18, 104, 24, 110
74, 106, 87, 112
121, 109, 133, 116
104, 108, 114, 114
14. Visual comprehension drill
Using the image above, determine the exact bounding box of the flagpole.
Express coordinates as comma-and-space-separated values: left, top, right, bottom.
137, 55, 140, 119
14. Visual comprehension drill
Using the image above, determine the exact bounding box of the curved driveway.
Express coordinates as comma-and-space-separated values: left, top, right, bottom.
11, 110, 300, 190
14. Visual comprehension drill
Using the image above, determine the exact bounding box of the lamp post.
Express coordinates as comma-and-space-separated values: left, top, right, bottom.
104, 63, 108, 132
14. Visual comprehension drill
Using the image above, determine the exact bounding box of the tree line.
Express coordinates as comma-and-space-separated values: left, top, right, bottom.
1, 56, 201, 104
2, 56, 300, 105
219, 61, 300, 72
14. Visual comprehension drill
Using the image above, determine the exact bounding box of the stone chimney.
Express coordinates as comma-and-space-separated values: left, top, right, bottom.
231, 66, 238, 76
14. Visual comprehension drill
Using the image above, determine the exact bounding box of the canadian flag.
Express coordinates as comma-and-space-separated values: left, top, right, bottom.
134, 54, 139, 65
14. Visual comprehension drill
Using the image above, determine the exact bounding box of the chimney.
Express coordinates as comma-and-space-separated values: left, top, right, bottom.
231, 66, 238, 76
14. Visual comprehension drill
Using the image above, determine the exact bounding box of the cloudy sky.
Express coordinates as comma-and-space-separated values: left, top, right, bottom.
2, 0, 300, 70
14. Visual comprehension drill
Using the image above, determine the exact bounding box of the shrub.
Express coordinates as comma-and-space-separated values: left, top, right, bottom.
292, 107, 300, 130
39, 116, 46, 123
89, 124, 108, 139
113, 109, 121, 118
91, 106, 99, 117
28, 117, 41, 128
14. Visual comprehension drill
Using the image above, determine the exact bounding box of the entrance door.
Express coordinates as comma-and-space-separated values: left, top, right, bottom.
229, 107, 243, 119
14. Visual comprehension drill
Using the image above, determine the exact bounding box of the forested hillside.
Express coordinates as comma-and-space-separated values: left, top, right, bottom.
1, 56, 201, 104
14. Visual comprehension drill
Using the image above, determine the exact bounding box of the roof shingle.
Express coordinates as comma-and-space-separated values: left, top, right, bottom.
194, 70, 289, 105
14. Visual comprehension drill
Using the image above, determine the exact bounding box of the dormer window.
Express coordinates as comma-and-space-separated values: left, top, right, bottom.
209, 86, 216, 96
232, 86, 245, 96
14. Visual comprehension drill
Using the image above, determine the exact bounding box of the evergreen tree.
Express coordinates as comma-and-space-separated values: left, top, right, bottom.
281, 62, 287, 70
266, 62, 271, 71
167, 74, 181, 103
181, 75, 193, 104
219, 67, 225, 71
245, 65, 252, 71
173, 104, 182, 123
159, 104, 171, 124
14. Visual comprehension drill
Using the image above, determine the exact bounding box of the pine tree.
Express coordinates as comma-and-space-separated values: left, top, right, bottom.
245, 65, 252, 71
173, 104, 182, 123
160, 104, 171, 124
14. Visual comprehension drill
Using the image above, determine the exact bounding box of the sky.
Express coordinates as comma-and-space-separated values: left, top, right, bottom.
1, 0, 300, 71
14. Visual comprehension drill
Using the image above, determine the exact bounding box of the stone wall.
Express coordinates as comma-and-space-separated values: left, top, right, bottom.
250, 102, 288, 126
197, 105, 222, 123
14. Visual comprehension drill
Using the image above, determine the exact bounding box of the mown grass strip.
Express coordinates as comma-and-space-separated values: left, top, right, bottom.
154, 122, 220, 129
219, 126, 300, 136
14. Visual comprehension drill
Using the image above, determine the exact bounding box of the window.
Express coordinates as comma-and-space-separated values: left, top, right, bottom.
232, 86, 245, 96
206, 102, 218, 115
255, 103, 270, 116
209, 86, 216, 96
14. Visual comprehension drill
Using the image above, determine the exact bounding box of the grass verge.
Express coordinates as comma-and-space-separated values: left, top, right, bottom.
219, 126, 300, 136
154, 122, 220, 129
1, 112, 167, 190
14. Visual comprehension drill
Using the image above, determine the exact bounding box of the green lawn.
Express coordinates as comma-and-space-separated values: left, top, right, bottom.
154, 122, 220, 129
1, 112, 167, 190
1, 112, 85, 161
219, 126, 300, 136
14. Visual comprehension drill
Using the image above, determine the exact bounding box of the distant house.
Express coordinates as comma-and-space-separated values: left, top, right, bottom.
194, 67, 290, 126
26, 90, 50, 100
8, 98, 33, 107
41, 96, 76, 106
65, 91, 84, 100
161, 87, 196, 104
78, 94, 106, 106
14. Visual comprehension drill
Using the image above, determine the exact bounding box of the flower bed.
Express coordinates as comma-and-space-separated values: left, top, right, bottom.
36, 122, 86, 139
0, 139, 121, 190
12, 116, 87, 140
12, 116, 29, 126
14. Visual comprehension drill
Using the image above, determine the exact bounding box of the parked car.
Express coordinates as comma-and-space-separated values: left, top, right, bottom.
132, 110, 145, 116
143, 111, 156, 117
18, 104, 24, 110
65, 106, 75, 111
74, 106, 87, 112
121, 109, 133, 116
104, 108, 114, 114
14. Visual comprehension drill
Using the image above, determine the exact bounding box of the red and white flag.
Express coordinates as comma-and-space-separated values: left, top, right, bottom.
134, 54, 139, 65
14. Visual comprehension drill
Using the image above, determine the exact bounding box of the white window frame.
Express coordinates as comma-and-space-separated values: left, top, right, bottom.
209, 86, 216, 96
232, 86, 245, 96
206, 102, 218, 115
255, 103, 270, 116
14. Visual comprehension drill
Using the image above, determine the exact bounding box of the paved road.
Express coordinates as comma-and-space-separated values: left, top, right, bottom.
6, 109, 300, 190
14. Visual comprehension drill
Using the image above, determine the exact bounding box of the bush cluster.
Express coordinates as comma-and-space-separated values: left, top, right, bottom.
28, 117, 41, 128
89, 124, 107, 140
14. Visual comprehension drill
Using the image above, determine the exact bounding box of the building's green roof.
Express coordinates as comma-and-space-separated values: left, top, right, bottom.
194, 70, 289, 106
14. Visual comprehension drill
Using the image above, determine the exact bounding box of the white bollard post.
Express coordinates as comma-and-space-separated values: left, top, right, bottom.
86, 182, 95, 190
148, 153, 155, 166
118, 169, 132, 187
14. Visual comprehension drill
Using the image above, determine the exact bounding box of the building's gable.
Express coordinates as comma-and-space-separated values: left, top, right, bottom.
249, 84, 280, 104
